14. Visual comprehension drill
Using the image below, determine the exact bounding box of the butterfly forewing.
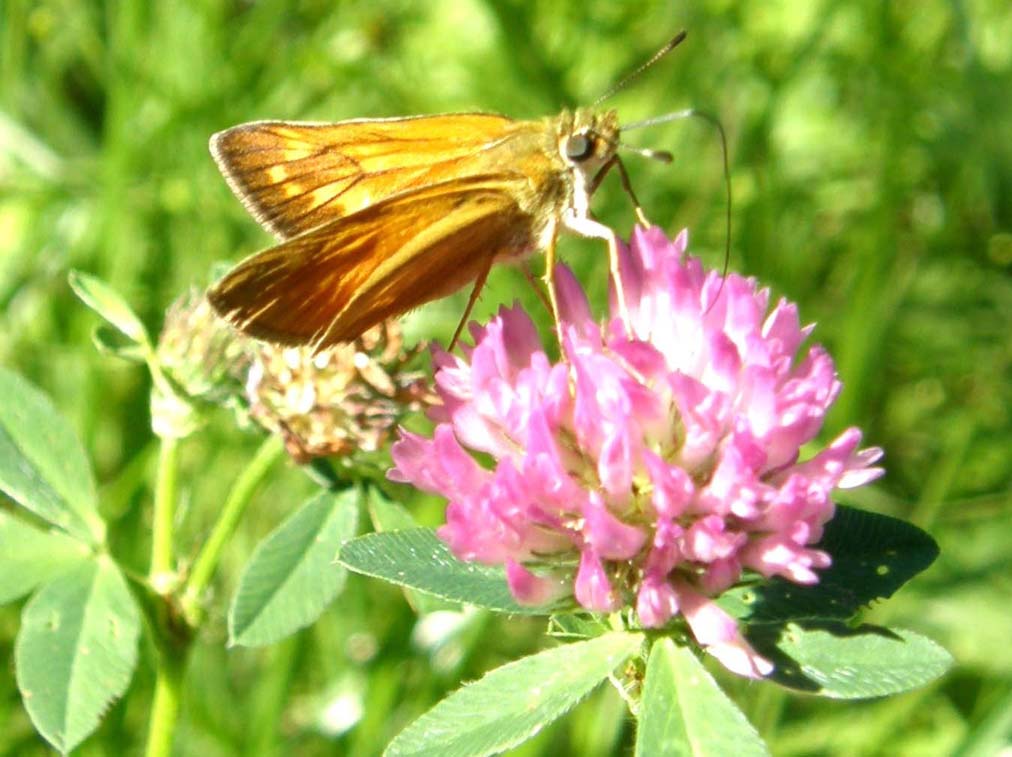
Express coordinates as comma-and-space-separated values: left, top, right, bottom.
207, 174, 536, 347
210, 114, 525, 239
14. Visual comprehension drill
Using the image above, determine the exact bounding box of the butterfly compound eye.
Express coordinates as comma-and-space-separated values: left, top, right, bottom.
564, 133, 594, 161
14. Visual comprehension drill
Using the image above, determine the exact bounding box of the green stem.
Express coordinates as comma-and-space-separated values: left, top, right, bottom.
144, 646, 186, 757
149, 436, 179, 586
181, 436, 284, 624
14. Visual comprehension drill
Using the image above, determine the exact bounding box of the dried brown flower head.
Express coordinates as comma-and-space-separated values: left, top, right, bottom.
245, 322, 433, 463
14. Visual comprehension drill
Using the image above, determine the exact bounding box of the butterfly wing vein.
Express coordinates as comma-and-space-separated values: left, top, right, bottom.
210, 114, 525, 238
207, 175, 537, 347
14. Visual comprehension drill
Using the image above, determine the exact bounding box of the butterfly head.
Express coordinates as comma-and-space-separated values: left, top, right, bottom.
559, 108, 620, 175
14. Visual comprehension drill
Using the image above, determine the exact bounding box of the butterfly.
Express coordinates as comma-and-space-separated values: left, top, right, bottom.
207, 33, 692, 351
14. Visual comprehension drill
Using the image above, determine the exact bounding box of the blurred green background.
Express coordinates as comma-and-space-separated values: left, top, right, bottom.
1, 0, 1010, 754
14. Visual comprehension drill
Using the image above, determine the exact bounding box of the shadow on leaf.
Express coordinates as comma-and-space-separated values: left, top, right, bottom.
748, 620, 910, 695
720, 505, 939, 625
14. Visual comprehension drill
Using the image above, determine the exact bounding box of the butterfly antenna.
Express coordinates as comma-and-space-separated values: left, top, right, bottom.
619, 144, 674, 163
624, 108, 733, 288
593, 31, 688, 107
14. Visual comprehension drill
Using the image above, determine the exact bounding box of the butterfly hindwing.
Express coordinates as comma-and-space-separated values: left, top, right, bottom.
207, 174, 537, 348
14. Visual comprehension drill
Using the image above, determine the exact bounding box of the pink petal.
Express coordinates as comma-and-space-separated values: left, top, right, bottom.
574, 549, 621, 612
762, 299, 806, 358
676, 582, 773, 679
582, 492, 647, 560
598, 431, 634, 500
636, 576, 679, 628
505, 560, 571, 606
682, 515, 747, 562
742, 535, 832, 584
643, 451, 695, 518
555, 263, 597, 340
698, 557, 742, 594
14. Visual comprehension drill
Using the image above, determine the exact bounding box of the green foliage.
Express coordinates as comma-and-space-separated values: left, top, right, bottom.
385, 632, 643, 757
0, 372, 142, 752
0, 336, 950, 757
368, 486, 421, 532
636, 638, 768, 757
15, 559, 139, 754
0, 512, 88, 604
229, 489, 361, 647
366, 488, 464, 615
1, 0, 1008, 754
338, 528, 559, 615
336, 500, 945, 754
757, 623, 952, 699
0, 367, 103, 544
67, 270, 151, 350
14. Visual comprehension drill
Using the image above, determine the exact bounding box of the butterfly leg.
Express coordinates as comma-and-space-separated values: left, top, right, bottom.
562, 211, 633, 337
590, 156, 651, 228
449, 256, 494, 350
522, 261, 554, 318
542, 218, 565, 343
613, 157, 652, 228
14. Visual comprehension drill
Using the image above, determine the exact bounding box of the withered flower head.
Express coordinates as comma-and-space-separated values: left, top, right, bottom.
245, 322, 433, 463
158, 288, 252, 401
158, 289, 430, 459
154, 289, 251, 437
